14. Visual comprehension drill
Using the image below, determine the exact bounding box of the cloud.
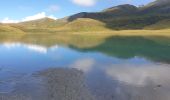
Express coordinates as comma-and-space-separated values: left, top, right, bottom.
26, 44, 47, 54
21, 12, 57, 21
48, 15, 58, 20
3, 42, 47, 54
1, 17, 19, 23
0, 12, 57, 23
22, 12, 46, 22
71, 58, 95, 73
72, 0, 97, 7
46, 5, 60, 12
106, 63, 170, 86
2, 42, 61, 54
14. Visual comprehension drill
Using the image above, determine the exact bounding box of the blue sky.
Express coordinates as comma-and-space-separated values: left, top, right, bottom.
0, 0, 154, 23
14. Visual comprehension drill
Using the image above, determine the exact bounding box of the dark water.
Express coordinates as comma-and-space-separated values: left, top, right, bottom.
0, 36, 170, 100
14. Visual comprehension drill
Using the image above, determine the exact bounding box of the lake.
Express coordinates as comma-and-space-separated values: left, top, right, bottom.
0, 35, 170, 100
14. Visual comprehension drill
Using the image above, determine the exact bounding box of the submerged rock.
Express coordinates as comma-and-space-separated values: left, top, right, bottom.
0, 68, 95, 100
38, 68, 95, 100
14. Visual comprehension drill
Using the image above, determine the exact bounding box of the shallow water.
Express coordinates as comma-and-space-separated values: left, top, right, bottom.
0, 36, 170, 100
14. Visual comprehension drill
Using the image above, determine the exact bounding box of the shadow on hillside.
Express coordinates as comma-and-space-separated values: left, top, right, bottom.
67, 12, 170, 30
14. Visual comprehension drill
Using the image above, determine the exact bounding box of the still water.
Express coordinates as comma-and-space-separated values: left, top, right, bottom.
0, 36, 170, 100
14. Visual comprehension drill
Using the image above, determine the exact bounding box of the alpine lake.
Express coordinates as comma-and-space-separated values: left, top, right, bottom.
0, 33, 170, 100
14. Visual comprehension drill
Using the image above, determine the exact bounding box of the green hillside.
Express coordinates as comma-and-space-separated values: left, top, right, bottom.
1, 0, 170, 32
0, 24, 25, 34
57, 18, 111, 32
17, 18, 57, 28
13, 18, 67, 33
145, 19, 170, 29
63, 0, 170, 30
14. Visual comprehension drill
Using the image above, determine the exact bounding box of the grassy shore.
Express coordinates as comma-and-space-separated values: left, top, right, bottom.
11, 29, 170, 37
0, 29, 170, 48
62, 29, 170, 37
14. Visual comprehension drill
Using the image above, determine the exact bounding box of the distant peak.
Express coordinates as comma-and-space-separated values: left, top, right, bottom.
103, 4, 137, 12
147, 0, 170, 6
117, 4, 137, 8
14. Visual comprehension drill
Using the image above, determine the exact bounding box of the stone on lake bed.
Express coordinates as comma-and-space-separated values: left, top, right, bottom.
38, 68, 95, 100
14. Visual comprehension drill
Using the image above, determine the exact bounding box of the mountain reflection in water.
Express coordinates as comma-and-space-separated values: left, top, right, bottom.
0, 36, 170, 100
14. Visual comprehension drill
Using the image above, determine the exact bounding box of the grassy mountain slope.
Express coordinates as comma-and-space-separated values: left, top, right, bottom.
140, 0, 170, 14
56, 18, 111, 32
1, 0, 170, 32
145, 19, 170, 29
66, 4, 138, 22
0, 24, 25, 34
13, 17, 68, 33
17, 18, 67, 28
64, 0, 170, 30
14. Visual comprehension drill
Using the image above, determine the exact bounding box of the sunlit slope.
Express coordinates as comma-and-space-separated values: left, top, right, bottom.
0, 24, 25, 34
56, 18, 111, 32
17, 18, 66, 28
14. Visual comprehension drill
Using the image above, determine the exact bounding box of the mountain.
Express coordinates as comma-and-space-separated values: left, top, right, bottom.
67, 4, 138, 22
145, 19, 170, 29
145, 0, 170, 8
0, 24, 25, 34
63, 0, 170, 30
57, 18, 111, 32
2, 0, 170, 32
7, 17, 68, 33
67, 0, 170, 20
140, 0, 170, 14
16, 17, 68, 29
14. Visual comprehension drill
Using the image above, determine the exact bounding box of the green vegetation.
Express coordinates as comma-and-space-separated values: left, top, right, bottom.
0, 0, 170, 37
0, 0, 170, 33
60, 0, 170, 30
55, 18, 112, 32
0, 25, 25, 34
145, 19, 170, 29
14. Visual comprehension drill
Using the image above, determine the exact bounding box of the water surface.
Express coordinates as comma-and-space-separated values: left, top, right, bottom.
0, 36, 170, 100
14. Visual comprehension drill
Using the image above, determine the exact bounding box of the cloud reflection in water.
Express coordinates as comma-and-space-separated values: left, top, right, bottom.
2, 42, 58, 54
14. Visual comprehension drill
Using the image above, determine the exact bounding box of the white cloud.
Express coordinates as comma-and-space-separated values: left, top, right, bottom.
48, 15, 58, 20
71, 58, 95, 73
72, 0, 97, 7
3, 42, 47, 54
106, 63, 170, 86
22, 12, 46, 22
46, 5, 60, 12
1, 17, 19, 23
3, 42, 21, 48
26, 44, 47, 54
0, 12, 57, 23
2, 42, 60, 54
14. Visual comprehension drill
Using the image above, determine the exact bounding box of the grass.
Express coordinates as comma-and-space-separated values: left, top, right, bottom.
55, 18, 112, 32
65, 29, 170, 37
0, 17, 170, 36
0, 17, 170, 39
0, 29, 170, 49
145, 19, 170, 29
17, 18, 60, 28
0, 25, 25, 34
